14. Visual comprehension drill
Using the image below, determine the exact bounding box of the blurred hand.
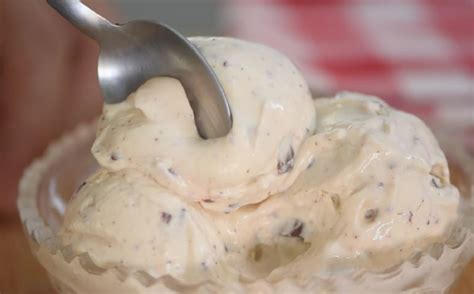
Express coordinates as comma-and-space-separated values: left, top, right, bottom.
0, 0, 114, 218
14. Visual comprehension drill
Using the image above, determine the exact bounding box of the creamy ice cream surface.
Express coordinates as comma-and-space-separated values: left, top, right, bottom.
90, 37, 316, 212
57, 37, 463, 293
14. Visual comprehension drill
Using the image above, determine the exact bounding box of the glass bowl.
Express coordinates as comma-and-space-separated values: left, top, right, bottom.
17, 121, 474, 293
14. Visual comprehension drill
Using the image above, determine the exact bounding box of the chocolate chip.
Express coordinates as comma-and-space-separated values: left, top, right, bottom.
408, 211, 414, 223
429, 164, 446, 188
277, 146, 294, 174
203, 199, 214, 203
431, 177, 441, 188
110, 152, 120, 161
76, 181, 87, 192
290, 223, 304, 237
364, 209, 378, 223
281, 219, 304, 239
161, 212, 172, 224
167, 168, 177, 176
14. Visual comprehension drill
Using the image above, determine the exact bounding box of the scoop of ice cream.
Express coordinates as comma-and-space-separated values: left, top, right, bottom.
92, 37, 316, 212
59, 169, 232, 286
208, 93, 459, 282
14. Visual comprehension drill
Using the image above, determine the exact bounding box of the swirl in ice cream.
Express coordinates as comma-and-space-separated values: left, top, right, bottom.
58, 37, 460, 293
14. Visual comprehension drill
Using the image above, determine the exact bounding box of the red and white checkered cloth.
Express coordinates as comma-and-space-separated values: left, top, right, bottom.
224, 0, 474, 150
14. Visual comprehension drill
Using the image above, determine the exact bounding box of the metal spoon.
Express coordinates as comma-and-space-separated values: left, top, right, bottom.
46, 0, 232, 139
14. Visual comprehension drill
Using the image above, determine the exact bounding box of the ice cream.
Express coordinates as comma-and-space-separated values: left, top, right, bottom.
212, 93, 459, 281
90, 37, 316, 212
57, 37, 463, 293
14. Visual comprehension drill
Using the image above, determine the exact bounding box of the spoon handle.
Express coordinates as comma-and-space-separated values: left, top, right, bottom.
46, 0, 117, 42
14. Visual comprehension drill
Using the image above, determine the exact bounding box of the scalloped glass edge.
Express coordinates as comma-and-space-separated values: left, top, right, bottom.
17, 121, 474, 292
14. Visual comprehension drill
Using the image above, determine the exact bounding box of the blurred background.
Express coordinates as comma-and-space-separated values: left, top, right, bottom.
116, 0, 221, 35
0, 0, 472, 292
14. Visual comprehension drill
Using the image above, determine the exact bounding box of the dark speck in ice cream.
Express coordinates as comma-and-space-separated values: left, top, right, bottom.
278, 146, 295, 174
281, 219, 305, 239
307, 158, 315, 169
161, 212, 172, 224
110, 152, 120, 161
76, 181, 87, 193
201, 261, 208, 270
431, 177, 441, 188
167, 168, 177, 176
408, 211, 414, 223
331, 194, 341, 211
364, 209, 379, 223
